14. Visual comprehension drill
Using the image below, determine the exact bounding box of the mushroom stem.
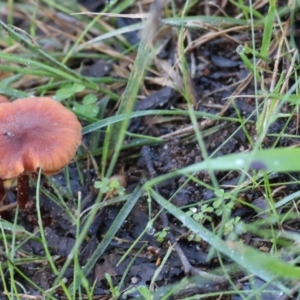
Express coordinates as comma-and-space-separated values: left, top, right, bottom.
0, 179, 5, 203
17, 174, 29, 208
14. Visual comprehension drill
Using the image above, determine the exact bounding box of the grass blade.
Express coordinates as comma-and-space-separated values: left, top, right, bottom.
0, 20, 98, 90
260, 0, 276, 59
70, 184, 142, 292
106, 3, 164, 177
150, 190, 294, 293
145, 148, 300, 188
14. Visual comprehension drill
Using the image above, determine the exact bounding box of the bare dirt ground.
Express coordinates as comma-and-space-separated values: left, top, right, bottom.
1, 0, 300, 299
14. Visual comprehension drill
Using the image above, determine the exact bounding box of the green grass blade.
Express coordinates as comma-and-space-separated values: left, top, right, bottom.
150, 190, 294, 292
0, 20, 98, 90
70, 184, 143, 292
237, 46, 261, 81
0, 84, 28, 98
83, 15, 249, 47
106, 16, 158, 176
82, 109, 238, 134
229, 0, 264, 19
0, 52, 94, 89
144, 148, 300, 188
81, 22, 144, 47
260, 0, 276, 59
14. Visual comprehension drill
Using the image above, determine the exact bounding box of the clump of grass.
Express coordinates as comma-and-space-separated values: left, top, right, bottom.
1, 0, 300, 299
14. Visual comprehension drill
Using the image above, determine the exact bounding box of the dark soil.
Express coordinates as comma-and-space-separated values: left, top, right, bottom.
1, 1, 300, 299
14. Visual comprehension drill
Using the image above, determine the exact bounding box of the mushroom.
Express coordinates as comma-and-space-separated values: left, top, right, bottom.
0, 95, 9, 104
0, 97, 82, 208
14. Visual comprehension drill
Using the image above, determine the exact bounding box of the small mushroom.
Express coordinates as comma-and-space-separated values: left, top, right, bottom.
0, 97, 82, 208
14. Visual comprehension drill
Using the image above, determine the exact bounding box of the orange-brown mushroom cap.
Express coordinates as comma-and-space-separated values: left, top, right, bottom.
0, 97, 82, 179
0, 95, 9, 104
